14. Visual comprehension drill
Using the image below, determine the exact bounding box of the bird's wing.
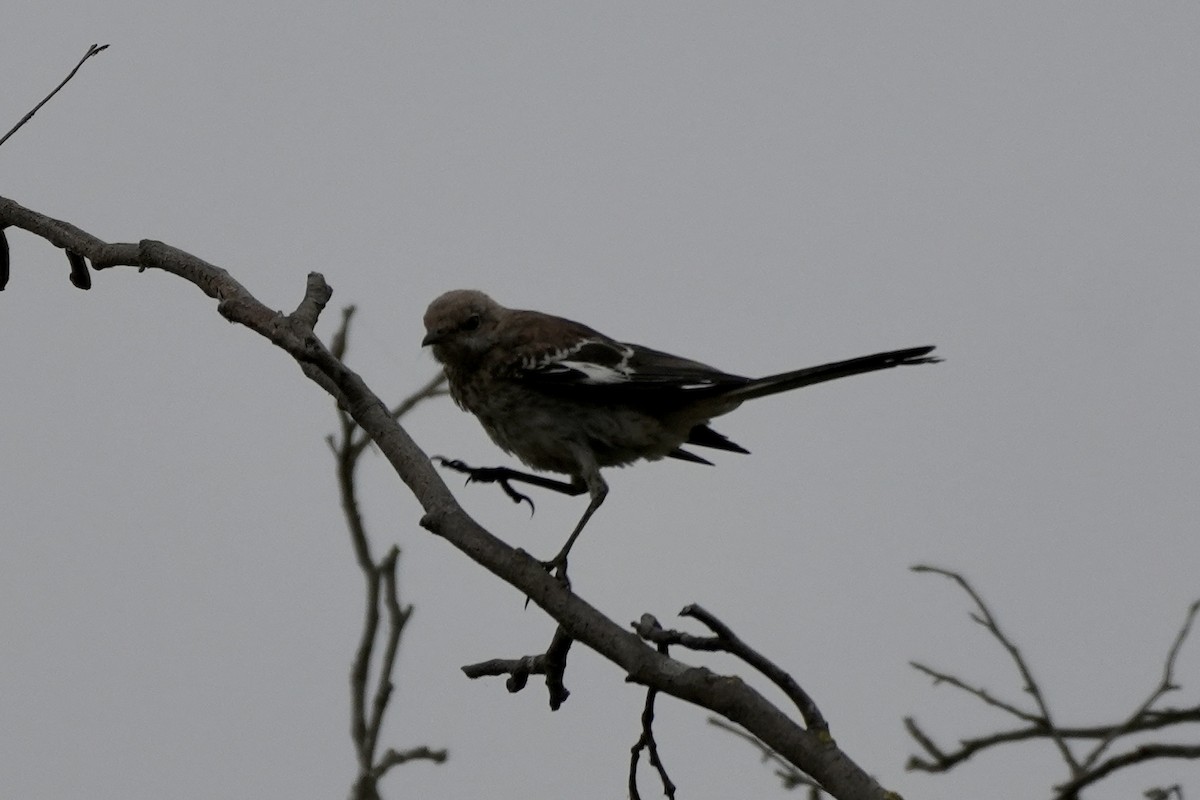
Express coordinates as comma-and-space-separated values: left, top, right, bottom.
512, 338, 750, 403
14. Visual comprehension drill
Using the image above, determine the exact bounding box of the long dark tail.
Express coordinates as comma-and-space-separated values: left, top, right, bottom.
726, 345, 940, 403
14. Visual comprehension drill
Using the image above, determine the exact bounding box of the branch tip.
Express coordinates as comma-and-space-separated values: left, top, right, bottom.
0, 43, 111, 148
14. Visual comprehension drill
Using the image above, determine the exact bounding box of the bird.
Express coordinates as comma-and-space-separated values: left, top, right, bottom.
422, 289, 938, 575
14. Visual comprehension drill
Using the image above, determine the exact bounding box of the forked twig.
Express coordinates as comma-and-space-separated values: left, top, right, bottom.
908, 565, 1200, 799
328, 308, 448, 797
1079, 600, 1200, 770
911, 564, 1078, 773
634, 605, 828, 734
629, 643, 676, 800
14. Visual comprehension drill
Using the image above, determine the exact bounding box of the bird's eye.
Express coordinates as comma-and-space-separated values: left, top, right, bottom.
462, 314, 482, 332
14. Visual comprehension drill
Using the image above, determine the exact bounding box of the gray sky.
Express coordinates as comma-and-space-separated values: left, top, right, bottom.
3, 4, 1198, 798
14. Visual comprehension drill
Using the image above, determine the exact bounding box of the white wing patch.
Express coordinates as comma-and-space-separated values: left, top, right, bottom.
556, 359, 631, 384
522, 339, 636, 384
519, 338, 737, 391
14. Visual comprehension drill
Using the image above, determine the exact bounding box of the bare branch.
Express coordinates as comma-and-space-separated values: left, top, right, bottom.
363, 548, 412, 760
635, 606, 828, 734
905, 714, 1061, 773
1, 227, 9, 290
1055, 744, 1200, 800
389, 371, 449, 423
909, 565, 1200, 797
634, 613, 723, 651
66, 250, 91, 290
0, 43, 109, 148
349, 552, 382, 772
1080, 599, 1200, 770
326, 315, 447, 796
907, 661, 1040, 723
461, 654, 544, 686
708, 717, 823, 794
630, 643, 676, 800
1, 194, 902, 800
911, 564, 1079, 773
461, 626, 574, 709
371, 745, 448, 779
906, 706, 1200, 774
683, 604, 828, 734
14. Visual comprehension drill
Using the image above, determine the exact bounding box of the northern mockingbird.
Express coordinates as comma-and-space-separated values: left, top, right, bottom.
422, 289, 938, 573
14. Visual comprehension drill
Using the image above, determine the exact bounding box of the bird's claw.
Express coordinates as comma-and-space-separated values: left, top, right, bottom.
512, 550, 571, 609
538, 556, 571, 589
432, 456, 537, 514
496, 480, 536, 514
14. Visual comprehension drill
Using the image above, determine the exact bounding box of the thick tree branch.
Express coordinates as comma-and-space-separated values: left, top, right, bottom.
1, 194, 900, 800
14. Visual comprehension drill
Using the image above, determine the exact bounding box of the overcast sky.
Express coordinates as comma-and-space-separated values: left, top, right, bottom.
3, 4, 1198, 799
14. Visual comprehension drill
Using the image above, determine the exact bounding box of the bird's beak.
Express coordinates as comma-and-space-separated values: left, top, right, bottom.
421, 330, 442, 347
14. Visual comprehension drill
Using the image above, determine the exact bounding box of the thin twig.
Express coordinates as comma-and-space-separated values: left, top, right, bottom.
0, 44, 109, 148
350, 552, 381, 772
1054, 744, 1200, 800
1080, 599, 1200, 770
633, 609, 827, 733
708, 718, 823, 793
390, 371, 449, 422
1143, 785, 1184, 800
633, 613, 723, 651
906, 701, 1200, 773
347, 371, 446, 459
908, 565, 1200, 797
364, 547, 412, 761
681, 604, 828, 733
370, 746, 448, 779
907, 661, 1041, 723
911, 565, 1080, 774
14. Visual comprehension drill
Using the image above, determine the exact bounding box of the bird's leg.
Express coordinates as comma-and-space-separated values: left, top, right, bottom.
436, 453, 607, 584
433, 457, 586, 513
540, 470, 608, 580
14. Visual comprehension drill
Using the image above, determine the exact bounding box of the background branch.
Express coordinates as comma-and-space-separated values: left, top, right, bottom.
907, 565, 1200, 797
911, 564, 1079, 773
1078, 600, 1200, 771
0, 43, 108, 148
326, 307, 448, 799
708, 717, 825, 796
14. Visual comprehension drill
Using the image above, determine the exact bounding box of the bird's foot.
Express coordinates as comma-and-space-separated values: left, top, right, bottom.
538, 554, 571, 590
513, 549, 571, 609
433, 456, 536, 514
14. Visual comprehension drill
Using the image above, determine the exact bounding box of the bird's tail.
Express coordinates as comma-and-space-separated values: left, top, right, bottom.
726, 345, 940, 402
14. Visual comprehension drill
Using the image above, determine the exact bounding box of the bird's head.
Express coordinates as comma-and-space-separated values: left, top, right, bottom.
422, 289, 503, 365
